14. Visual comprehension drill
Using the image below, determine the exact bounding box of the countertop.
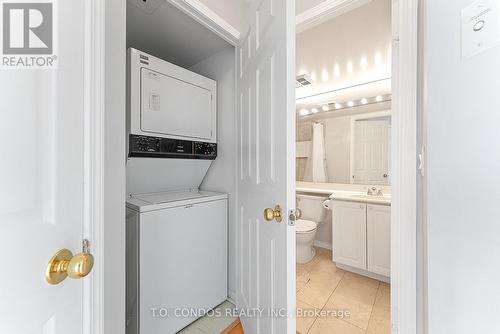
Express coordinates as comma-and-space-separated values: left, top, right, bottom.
296, 181, 391, 206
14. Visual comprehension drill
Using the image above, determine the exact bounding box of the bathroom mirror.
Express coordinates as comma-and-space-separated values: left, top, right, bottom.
296, 109, 391, 186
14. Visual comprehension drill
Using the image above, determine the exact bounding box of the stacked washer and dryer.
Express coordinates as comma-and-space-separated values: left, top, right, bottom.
126, 49, 227, 334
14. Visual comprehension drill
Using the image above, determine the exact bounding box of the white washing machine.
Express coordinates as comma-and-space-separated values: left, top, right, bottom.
126, 190, 228, 334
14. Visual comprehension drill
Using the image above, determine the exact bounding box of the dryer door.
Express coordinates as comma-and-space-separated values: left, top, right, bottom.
140, 68, 214, 141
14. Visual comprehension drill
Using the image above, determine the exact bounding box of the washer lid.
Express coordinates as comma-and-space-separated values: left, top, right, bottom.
296, 219, 317, 233
126, 190, 228, 212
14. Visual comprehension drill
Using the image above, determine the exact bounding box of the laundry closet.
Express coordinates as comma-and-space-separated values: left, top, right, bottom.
125, 1, 237, 333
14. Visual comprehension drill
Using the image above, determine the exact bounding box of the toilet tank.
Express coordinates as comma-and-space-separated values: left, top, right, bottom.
296, 193, 328, 223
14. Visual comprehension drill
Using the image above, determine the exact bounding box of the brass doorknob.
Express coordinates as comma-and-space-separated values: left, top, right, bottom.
296, 208, 302, 219
46, 240, 94, 285
264, 205, 282, 223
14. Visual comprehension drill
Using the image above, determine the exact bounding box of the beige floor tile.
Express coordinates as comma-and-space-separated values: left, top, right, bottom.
308, 316, 365, 334
296, 301, 318, 334
302, 255, 321, 272
179, 301, 237, 334
375, 284, 391, 309
297, 264, 308, 275
366, 284, 391, 334
307, 270, 343, 291
308, 256, 346, 277
315, 247, 332, 259
343, 272, 381, 289
297, 263, 308, 273
324, 291, 374, 330
296, 283, 333, 309
296, 250, 390, 334
334, 273, 379, 305
367, 303, 391, 334
297, 268, 311, 292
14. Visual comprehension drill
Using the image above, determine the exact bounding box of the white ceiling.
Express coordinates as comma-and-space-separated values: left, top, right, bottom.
127, 0, 231, 68
197, 0, 249, 34
296, 0, 392, 115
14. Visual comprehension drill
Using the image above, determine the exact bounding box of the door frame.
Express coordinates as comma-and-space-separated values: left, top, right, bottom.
83, 0, 105, 332
391, 0, 419, 333
349, 110, 392, 185
95, 0, 421, 333
90, 0, 127, 333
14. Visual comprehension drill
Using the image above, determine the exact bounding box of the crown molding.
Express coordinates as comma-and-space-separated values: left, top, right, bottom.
296, 0, 372, 33
167, 0, 240, 45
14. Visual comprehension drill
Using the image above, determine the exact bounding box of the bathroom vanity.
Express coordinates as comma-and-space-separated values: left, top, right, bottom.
328, 196, 391, 282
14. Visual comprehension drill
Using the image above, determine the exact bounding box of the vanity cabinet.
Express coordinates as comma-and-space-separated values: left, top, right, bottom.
332, 200, 390, 279
332, 201, 367, 271
367, 204, 391, 277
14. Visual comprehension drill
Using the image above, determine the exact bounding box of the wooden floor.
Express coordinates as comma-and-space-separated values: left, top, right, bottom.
223, 319, 244, 334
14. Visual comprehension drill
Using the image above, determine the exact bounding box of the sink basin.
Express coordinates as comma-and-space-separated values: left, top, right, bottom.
352, 194, 387, 200
329, 192, 391, 205
349, 194, 392, 203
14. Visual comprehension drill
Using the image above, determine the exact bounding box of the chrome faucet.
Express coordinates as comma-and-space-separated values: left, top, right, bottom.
367, 187, 383, 196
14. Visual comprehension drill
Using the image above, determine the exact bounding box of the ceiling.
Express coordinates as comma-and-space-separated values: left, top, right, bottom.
296, 0, 392, 117
127, 0, 231, 68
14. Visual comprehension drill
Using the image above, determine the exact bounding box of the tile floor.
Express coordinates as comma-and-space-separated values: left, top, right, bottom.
296, 247, 390, 334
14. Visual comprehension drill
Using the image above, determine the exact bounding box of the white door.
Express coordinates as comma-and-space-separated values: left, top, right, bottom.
332, 201, 367, 270
367, 204, 391, 277
236, 0, 295, 333
0, 1, 95, 333
353, 120, 389, 185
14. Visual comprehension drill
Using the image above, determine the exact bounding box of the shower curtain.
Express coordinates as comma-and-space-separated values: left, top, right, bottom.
305, 122, 328, 182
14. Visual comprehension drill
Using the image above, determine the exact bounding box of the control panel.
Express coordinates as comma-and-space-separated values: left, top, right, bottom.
129, 135, 217, 160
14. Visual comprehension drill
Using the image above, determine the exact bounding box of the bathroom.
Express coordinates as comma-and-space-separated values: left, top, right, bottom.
294, 0, 392, 333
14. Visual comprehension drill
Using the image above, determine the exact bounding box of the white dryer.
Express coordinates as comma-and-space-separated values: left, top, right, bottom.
126, 190, 228, 334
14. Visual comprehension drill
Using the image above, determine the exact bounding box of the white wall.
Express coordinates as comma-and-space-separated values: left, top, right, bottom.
190, 46, 238, 302
198, 0, 249, 34
424, 1, 500, 333
296, 0, 391, 100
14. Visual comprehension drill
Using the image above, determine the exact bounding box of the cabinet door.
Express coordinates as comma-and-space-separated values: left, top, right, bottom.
332, 201, 367, 270
367, 204, 391, 277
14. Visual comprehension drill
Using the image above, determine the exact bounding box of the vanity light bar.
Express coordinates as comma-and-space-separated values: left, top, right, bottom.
297, 94, 392, 117
326, 94, 391, 111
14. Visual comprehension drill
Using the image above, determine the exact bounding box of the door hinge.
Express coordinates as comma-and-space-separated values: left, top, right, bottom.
418, 145, 425, 177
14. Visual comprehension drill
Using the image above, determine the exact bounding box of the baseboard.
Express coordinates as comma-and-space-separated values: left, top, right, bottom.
336, 263, 390, 283
228, 289, 237, 305
313, 240, 332, 250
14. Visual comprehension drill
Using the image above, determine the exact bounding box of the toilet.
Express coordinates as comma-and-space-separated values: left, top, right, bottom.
296, 194, 327, 264
296, 219, 318, 263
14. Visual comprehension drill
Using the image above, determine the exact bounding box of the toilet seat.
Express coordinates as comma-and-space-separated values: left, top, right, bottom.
296, 219, 317, 233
